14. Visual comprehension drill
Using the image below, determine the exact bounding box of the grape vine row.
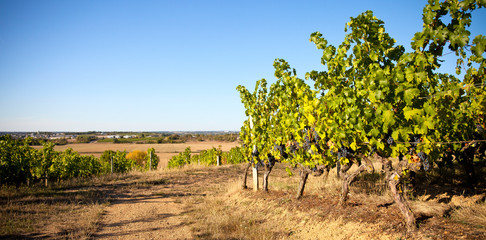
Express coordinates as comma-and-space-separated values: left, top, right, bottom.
236, 0, 485, 232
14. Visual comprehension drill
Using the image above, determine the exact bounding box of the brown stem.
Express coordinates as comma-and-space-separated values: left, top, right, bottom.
296, 168, 309, 199
262, 164, 273, 192
388, 172, 417, 232
378, 154, 416, 232
242, 161, 251, 189
337, 160, 353, 179
340, 163, 367, 205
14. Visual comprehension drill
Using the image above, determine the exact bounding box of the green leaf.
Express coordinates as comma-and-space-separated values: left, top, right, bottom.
404, 88, 420, 105
424, 102, 436, 116
424, 118, 434, 130
404, 107, 421, 120
392, 130, 400, 143
377, 141, 385, 151
383, 110, 395, 130
370, 51, 378, 61
369, 128, 380, 138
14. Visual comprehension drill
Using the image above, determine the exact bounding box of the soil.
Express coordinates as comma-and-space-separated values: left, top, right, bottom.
5, 162, 482, 239
90, 164, 484, 239
92, 165, 242, 239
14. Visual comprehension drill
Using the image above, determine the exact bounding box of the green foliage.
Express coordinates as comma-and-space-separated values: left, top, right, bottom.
167, 146, 244, 168
100, 150, 135, 173
237, 0, 485, 184
76, 135, 97, 143
168, 147, 192, 168
0, 135, 34, 185
192, 147, 221, 166
112, 151, 134, 173
146, 148, 159, 170
34, 142, 57, 181
50, 149, 102, 180
0, 136, 163, 186
223, 146, 245, 164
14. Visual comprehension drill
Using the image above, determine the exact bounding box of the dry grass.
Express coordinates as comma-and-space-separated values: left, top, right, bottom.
185, 160, 486, 239
2, 157, 484, 239
0, 171, 165, 239
450, 202, 486, 228
0, 187, 107, 239
187, 179, 402, 240
446, 195, 486, 229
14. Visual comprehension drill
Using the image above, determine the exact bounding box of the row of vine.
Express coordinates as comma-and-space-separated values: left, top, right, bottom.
236, 0, 485, 232
0, 135, 160, 186
167, 146, 245, 168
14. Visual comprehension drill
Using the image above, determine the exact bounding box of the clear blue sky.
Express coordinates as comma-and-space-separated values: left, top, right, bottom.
0, 0, 484, 132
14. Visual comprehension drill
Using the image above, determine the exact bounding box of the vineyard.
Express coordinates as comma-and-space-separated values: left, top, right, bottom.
0, 135, 162, 186
1, 0, 485, 238
167, 145, 245, 168
0, 135, 245, 187
236, 0, 485, 232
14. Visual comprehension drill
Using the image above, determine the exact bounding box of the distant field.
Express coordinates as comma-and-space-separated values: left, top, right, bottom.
32, 141, 239, 168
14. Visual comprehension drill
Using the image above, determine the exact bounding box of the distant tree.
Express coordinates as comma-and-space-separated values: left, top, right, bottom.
168, 134, 180, 140
76, 135, 97, 143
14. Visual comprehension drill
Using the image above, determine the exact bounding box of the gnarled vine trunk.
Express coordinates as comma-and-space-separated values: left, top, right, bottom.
380, 155, 416, 232
262, 164, 273, 192
296, 168, 309, 199
388, 172, 416, 232
339, 158, 374, 205
263, 155, 277, 192
241, 161, 251, 189
340, 164, 366, 205
337, 160, 353, 179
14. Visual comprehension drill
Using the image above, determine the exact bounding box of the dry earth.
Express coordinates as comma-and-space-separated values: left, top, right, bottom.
2, 163, 485, 239
92, 165, 242, 240
92, 164, 485, 240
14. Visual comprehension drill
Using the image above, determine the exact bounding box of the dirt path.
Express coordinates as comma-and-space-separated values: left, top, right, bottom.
93, 165, 243, 239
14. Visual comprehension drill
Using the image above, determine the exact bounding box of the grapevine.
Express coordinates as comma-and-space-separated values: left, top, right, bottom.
236, 0, 485, 232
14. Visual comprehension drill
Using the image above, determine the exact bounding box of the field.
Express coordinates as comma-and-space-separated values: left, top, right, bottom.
32, 141, 239, 168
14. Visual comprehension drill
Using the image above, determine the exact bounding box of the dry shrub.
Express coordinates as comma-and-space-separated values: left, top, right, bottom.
126, 150, 147, 167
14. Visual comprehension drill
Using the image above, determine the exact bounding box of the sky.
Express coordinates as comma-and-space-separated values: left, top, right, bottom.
0, 0, 485, 132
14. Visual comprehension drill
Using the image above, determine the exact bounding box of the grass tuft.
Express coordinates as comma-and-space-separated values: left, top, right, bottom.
450, 201, 486, 228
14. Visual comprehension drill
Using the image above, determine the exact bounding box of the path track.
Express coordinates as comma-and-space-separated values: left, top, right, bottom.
93, 165, 243, 239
